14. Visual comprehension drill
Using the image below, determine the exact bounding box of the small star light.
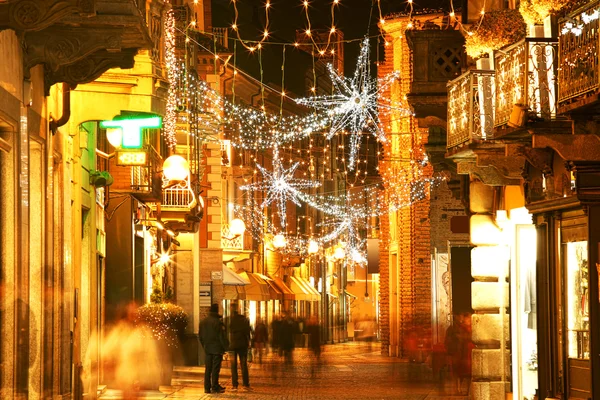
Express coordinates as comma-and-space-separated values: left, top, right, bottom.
296, 38, 411, 168
240, 147, 320, 228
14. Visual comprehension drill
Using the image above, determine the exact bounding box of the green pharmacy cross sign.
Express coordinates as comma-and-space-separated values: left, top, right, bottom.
100, 114, 162, 149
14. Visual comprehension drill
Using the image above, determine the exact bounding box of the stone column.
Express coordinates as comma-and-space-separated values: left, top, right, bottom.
469, 182, 510, 400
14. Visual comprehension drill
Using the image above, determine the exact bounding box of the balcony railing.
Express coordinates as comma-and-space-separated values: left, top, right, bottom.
495, 38, 558, 127
558, 0, 600, 106
131, 146, 161, 194
213, 27, 230, 50
447, 69, 496, 149
221, 224, 244, 250
161, 178, 197, 212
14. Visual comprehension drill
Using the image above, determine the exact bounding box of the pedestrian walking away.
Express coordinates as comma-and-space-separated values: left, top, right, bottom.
199, 303, 229, 394
253, 317, 268, 365
227, 303, 252, 391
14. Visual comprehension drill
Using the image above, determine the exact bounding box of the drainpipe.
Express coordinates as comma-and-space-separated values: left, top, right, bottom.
49, 83, 71, 135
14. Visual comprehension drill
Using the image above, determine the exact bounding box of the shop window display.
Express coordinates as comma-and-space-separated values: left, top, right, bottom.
566, 241, 589, 360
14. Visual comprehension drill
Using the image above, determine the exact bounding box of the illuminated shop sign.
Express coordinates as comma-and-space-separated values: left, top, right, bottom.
116, 151, 148, 166
100, 115, 162, 149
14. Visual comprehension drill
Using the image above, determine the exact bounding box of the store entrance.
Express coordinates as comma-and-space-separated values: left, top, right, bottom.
449, 246, 472, 316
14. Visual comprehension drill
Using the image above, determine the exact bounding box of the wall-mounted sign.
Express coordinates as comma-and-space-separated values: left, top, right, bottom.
211, 271, 223, 281
116, 151, 147, 166
100, 115, 162, 149
200, 282, 212, 307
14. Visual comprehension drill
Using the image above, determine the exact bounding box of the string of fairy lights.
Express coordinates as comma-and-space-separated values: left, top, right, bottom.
161, 0, 458, 263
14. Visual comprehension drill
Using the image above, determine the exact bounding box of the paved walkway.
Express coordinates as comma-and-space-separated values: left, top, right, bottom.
100, 342, 468, 400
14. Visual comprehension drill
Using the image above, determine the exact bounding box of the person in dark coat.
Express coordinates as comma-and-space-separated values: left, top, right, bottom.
227, 304, 252, 390
199, 304, 228, 394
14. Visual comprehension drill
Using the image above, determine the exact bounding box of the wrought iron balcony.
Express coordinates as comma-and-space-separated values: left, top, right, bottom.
495, 38, 558, 127
558, 0, 600, 112
161, 178, 197, 212
130, 146, 162, 201
222, 224, 244, 250
447, 69, 496, 150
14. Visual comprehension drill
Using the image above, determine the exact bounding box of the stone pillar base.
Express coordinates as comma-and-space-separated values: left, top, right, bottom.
471, 381, 509, 400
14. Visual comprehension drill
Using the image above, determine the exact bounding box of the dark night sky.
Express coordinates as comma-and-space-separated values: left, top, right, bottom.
211, 0, 448, 96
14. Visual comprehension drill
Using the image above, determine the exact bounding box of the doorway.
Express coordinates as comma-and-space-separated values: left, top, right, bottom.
450, 246, 473, 316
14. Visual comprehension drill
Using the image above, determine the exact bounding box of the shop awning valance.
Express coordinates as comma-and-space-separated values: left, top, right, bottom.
238, 271, 270, 301
288, 276, 319, 302
300, 278, 321, 300
223, 266, 247, 286
271, 277, 295, 301
223, 285, 246, 300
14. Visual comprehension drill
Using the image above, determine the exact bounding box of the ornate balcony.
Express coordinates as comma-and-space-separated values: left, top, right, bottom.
495, 38, 558, 127
221, 224, 244, 250
129, 146, 162, 202
558, 0, 600, 113
447, 69, 496, 150
161, 178, 197, 212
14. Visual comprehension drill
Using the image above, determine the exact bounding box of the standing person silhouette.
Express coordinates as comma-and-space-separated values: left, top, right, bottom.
199, 304, 228, 394
228, 304, 252, 391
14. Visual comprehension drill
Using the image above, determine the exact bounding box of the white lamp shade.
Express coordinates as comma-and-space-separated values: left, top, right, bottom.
163, 155, 190, 181
334, 247, 345, 260
106, 128, 123, 148
273, 234, 286, 249
308, 240, 319, 254
229, 218, 246, 236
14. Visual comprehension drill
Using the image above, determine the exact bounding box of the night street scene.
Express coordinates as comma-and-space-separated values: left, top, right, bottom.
1, 0, 599, 399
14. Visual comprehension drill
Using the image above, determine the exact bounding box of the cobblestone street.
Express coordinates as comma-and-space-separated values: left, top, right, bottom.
100, 342, 468, 400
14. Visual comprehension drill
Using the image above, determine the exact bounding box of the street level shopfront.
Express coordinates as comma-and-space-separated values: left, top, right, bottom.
527, 165, 600, 399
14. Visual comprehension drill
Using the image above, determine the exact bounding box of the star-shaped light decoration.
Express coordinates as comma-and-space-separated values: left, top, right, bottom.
296, 37, 412, 168
240, 147, 320, 228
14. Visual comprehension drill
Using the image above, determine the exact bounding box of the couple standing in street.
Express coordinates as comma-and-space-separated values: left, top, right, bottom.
199, 303, 252, 394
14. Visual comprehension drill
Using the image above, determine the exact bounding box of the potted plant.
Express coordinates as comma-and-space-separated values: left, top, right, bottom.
134, 298, 188, 386
465, 9, 527, 60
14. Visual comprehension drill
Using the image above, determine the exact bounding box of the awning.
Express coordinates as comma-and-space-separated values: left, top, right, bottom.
288, 276, 318, 301
257, 274, 284, 301
238, 271, 270, 301
345, 290, 357, 299
223, 285, 246, 300
271, 277, 295, 301
223, 266, 247, 286
299, 278, 320, 301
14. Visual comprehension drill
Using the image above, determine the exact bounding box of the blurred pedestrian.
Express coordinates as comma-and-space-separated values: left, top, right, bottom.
253, 317, 268, 365
99, 301, 161, 399
305, 316, 322, 376
199, 303, 228, 394
445, 312, 473, 395
228, 304, 252, 391
280, 313, 299, 369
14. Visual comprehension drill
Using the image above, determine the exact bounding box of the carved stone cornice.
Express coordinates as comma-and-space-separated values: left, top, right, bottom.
44, 48, 138, 94
476, 153, 526, 180
568, 162, 600, 204
532, 133, 600, 162
0, 0, 94, 32
456, 161, 521, 186
507, 144, 554, 175
24, 26, 125, 73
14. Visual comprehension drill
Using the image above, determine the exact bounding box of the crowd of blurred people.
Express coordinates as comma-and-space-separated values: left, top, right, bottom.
82, 300, 472, 398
